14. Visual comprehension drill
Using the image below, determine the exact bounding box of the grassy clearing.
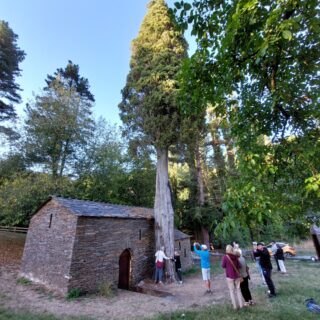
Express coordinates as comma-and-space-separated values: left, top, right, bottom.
153, 259, 320, 320
0, 308, 93, 320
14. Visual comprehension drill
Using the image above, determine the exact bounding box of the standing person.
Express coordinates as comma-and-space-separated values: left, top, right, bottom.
154, 246, 170, 284
221, 245, 244, 310
252, 241, 266, 285
270, 241, 280, 271
275, 244, 286, 273
193, 242, 212, 293
235, 249, 254, 306
173, 249, 183, 284
254, 242, 276, 297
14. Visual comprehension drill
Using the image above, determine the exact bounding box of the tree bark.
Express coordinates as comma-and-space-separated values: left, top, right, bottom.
154, 147, 175, 282
194, 140, 210, 248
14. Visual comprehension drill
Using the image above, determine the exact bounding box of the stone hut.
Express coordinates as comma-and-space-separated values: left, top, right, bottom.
174, 229, 192, 271
20, 197, 191, 295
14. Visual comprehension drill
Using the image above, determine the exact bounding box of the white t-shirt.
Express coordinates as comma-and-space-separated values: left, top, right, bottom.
155, 250, 169, 262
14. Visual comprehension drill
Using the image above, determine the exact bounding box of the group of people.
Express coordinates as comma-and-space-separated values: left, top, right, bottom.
154, 240, 282, 310
154, 246, 183, 285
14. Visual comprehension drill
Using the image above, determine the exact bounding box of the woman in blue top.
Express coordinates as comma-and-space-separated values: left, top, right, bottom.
193, 242, 211, 293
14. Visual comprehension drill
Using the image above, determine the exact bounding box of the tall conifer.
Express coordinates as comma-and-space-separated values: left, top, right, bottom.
119, 0, 187, 280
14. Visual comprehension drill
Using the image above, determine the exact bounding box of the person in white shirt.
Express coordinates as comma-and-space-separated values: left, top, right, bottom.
154, 246, 170, 284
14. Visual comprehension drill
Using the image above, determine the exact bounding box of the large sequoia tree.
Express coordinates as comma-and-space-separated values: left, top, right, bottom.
119, 0, 188, 280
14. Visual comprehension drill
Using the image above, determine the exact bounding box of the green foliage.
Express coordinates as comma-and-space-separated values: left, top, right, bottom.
72, 119, 156, 207
0, 153, 26, 182
173, 0, 320, 239
24, 61, 95, 178
0, 21, 25, 119
98, 282, 115, 298
119, 0, 188, 150
66, 288, 82, 300
16, 277, 32, 285
0, 173, 73, 226
0, 20, 25, 138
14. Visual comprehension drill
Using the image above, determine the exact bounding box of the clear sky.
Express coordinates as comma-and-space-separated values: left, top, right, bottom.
1, 0, 189, 125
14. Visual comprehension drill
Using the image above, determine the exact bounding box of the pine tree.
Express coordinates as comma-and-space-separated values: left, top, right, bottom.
24, 61, 95, 180
0, 21, 25, 136
119, 0, 188, 280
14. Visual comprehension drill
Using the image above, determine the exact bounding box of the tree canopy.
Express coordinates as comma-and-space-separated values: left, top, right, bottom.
24, 61, 95, 179
173, 0, 320, 237
119, 0, 188, 150
0, 20, 25, 137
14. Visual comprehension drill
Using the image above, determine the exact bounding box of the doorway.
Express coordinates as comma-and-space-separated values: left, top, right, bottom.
118, 249, 131, 289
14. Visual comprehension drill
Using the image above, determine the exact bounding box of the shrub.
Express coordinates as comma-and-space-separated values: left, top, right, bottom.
16, 277, 32, 285
98, 282, 115, 298
66, 288, 82, 299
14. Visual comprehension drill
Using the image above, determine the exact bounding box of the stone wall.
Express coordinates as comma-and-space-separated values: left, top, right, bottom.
174, 238, 192, 271
68, 217, 155, 293
20, 199, 77, 295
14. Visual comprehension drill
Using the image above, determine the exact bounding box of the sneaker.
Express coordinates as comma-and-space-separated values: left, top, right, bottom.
179, 281, 183, 284
249, 300, 255, 305
244, 302, 250, 307
268, 293, 276, 298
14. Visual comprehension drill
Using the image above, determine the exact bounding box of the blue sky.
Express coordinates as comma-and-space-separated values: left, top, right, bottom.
2, 0, 191, 125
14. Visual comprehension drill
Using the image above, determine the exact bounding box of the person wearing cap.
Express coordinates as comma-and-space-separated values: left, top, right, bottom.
254, 242, 276, 298
193, 242, 212, 293
154, 246, 170, 284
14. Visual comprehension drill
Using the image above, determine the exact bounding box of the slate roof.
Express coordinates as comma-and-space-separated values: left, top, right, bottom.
174, 229, 191, 240
45, 197, 190, 239
52, 197, 154, 220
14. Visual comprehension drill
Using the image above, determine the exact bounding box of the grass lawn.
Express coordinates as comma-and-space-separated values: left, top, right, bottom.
0, 310, 92, 320
153, 259, 320, 320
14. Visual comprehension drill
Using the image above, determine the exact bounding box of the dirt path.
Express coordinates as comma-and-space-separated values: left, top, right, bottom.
0, 232, 263, 320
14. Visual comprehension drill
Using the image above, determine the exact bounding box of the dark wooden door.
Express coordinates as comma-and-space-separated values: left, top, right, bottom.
118, 249, 131, 289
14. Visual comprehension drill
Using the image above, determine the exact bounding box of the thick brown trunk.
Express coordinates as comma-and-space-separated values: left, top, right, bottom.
201, 226, 210, 249
154, 147, 175, 282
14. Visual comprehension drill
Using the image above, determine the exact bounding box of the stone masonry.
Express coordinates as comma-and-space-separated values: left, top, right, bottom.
20, 197, 191, 295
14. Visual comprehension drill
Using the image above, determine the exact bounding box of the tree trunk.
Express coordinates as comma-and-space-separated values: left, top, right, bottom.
154, 147, 175, 282
194, 140, 210, 248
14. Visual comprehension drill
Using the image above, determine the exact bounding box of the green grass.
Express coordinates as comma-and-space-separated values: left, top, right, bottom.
0, 308, 93, 320
152, 260, 320, 320
16, 277, 32, 286
66, 288, 82, 300
0, 258, 319, 320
